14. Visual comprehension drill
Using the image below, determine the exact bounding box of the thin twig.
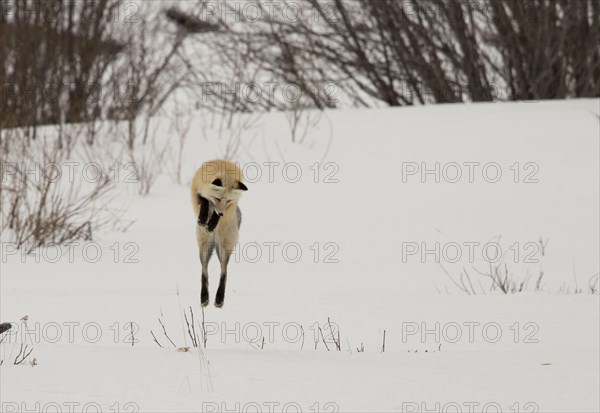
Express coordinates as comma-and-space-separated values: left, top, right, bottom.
184, 309, 198, 348
150, 330, 163, 348
14, 343, 33, 365
190, 306, 199, 347
319, 327, 330, 351
201, 306, 207, 348
130, 322, 135, 347
158, 318, 177, 348
440, 263, 469, 294
327, 318, 341, 351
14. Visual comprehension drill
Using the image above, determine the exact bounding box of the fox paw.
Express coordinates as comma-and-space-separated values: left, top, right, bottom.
206, 212, 221, 232
198, 219, 218, 233
215, 286, 225, 308
201, 289, 209, 307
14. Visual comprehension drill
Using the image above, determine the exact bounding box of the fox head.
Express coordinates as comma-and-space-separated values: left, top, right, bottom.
199, 160, 248, 216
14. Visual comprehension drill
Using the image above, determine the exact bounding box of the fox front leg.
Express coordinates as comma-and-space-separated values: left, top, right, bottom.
197, 194, 221, 232
197, 194, 209, 226
206, 211, 221, 232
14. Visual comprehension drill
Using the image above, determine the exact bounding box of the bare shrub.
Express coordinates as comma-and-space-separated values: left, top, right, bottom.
440, 237, 598, 295
439, 237, 548, 295
1, 129, 116, 251
285, 106, 323, 144
475, 262, 530, 294
0, 1, 123, 130
165, 101, 193, 185
125, 127, 170, 196
197, 110, 264, 161
172, 0, 599, 112
1, 1, 200, 146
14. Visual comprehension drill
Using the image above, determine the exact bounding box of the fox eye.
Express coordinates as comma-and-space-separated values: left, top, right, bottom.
211, 179, 223, 187
214, 198, 221, 203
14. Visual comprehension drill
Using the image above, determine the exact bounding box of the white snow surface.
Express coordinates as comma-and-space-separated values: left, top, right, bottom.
1, 99, 599, 412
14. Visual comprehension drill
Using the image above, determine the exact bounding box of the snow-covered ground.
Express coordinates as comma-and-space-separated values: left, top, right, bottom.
1, 99, 599, 412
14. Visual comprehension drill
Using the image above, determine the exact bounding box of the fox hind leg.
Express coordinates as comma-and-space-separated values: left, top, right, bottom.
199, 240, 215, 307
214, 243, 234, 308
214, 209, 242, 308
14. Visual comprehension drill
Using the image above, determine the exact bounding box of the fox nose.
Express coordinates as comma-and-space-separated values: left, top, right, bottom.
217, 212, 223, 216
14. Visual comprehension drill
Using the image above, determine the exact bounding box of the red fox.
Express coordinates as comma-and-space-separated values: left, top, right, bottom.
191, 160, 248, 307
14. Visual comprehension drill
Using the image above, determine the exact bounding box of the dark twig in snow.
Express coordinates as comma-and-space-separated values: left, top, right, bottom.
200, 306, 207, 348
327, 317, 341, 351
159, 318, 177, 348
130, 322, 135, 347
319, 327, 330, 351
190, 306, 199, 347
14, 343, 33, 365
150, 330, 163, 348
184, 308, 198, 348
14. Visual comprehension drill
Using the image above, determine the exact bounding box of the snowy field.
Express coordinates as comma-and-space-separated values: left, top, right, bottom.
1, 99, 599, 412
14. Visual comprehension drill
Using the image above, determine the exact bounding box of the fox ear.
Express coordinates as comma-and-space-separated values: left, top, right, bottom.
211, 178, 223, 187
236, 181, 248, 191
